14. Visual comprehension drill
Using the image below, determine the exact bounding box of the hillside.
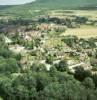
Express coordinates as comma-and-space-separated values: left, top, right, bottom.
0, 0, 97, 18
33, 0, 97, 8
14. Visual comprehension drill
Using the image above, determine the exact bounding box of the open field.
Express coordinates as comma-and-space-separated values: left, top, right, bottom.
50, 10, 97, 20
61, 25, 97, 38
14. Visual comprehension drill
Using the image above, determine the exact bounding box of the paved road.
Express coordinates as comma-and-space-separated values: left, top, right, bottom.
69, 62, 85, 69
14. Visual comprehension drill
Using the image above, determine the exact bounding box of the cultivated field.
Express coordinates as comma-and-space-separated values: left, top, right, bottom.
62, 25, 97, 38
50, 10, 97, 20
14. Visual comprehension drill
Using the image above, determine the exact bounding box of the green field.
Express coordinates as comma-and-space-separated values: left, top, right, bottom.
0, 0, 97, 18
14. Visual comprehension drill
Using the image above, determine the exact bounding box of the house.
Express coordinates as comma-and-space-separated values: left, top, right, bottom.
20, 30, 42, 41
4, 36, 12, 44
79, 53, 88, 62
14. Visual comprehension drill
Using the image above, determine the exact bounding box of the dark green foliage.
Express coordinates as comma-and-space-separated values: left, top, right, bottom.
55, 60, 68, 72
0, 35, 12, 58
0, 57, 20, 74
74, 16, 88, 24
62, 36, 78, 47
40, 82, 86, 100
88, 38, 96, 48
13, 53, 22, 61
31, 63, 47, 72
82, 77, 95, 89
0, 48, 12, 58
46, 54, 53, 64
74, 67, 91, 81
0, 35, 20, 75
92, 74, 97, 87
0, 64, 97, 100
79, 38, 97, 49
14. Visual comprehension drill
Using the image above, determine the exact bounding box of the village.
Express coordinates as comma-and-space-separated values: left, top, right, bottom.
1, 10, 97, 75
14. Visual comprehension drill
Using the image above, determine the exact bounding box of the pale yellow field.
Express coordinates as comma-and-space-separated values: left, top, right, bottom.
49, 10, 97, 24
50, 10, 97, 20
61, 26, 97, 38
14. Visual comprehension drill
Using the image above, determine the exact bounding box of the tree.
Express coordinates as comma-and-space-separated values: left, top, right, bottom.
74, 67, 91, 81
0, 38, 12, 58
88, 38, 96, 48
39, 79, 87, 100
46, 54, 53, 64
35, 72, 51, 92
9, 71, 37, 100
0, 57, 20, 74
82, 77, 95, 89
13, 53, 22, 61
55, 60, 68, 72
0, 48, 12, 58
74, 16, 88, 24
31, 63, 47, 72
92, 74, 97, 87
62, 36, 78, 47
